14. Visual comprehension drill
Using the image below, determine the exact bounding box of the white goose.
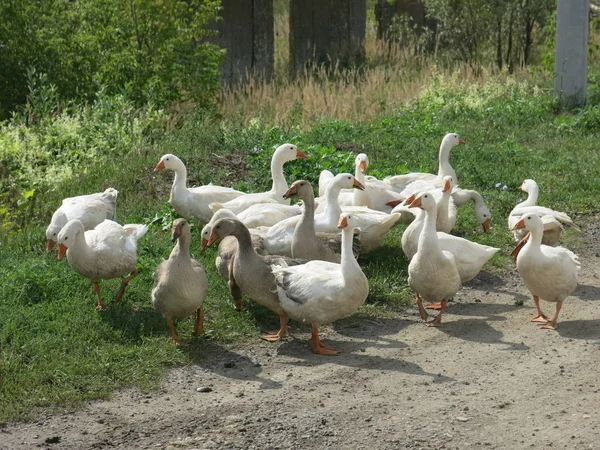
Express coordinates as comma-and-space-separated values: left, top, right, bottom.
152, 219, 208, 344
57, 219, 148, 310
318, 153, 404, 212
407, 192, 461, 326
511, 214, 579, 330
217, 143, 306, 214
384, 133, 465, 194
508, 179, 577, 247
209, 201, 302, 229
46, 188, 118, 251
271, 212, 369, 355
153, 154, 244, 223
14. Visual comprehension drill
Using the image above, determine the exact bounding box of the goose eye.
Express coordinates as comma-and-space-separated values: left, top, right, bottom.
347, 176, 351, 179
166, 158, 169, 161
65, 237, 68, 240
483, 214, 487, 218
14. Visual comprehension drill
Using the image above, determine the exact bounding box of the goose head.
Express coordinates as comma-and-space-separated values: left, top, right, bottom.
56, 219, 85, 260
441, 133, 466, 149
355, 153, 369, 174
511, 213, 543, 232
46, 223, 62, 251
171, 218, 191, 243
441, 175, 455, 193
154, 154, 184, 172
408, 191, 436, 211
283, 180, 313, 200
337, 212, 359, 229
201, 209, 237, 250
330, 173, 365, 191
206, 218, 242, 247
477, 204, 492, 233
272, 143, 306, 164
519, 179, 538, 193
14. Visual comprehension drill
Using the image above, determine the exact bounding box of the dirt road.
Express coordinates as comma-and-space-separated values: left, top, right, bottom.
2, 219, 599, 450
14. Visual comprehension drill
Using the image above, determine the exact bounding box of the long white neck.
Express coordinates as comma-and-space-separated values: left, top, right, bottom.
437, 190, 452, 222
517, 185, 539, 208
270, 155, 288, 197
325, 183, 344, 224
340, 226, 360, 277
437, 141, 456, 180
352, 165, 370, 206
170, 164, 188, 203
418, 205, 441, 255
521, 224, 543, 258
68, 228, 92, 262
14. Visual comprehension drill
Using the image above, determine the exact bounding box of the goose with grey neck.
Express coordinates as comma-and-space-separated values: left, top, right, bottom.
206, 218, 304, 340
152, 219, 208, 344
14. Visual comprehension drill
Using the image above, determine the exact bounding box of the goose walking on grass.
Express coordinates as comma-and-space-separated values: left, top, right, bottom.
271, 212, 369, 355
152, 219, 208, 344
206, 218, 304, 340
153, 154, 244, 223
407, 192, 461, 326
57, 219, 148, 310
511, 214, 579, 330
46, 188, 118, 251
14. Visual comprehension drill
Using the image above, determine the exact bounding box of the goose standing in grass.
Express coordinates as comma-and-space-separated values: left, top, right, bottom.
271, 212, 369, 355
318, 153, 404, 212
46, 188, 118, 251
509, 179, 577, 248
383, 133, 465, 194
407, 192, 461, 326
57, 219, 148, 310
152, 219, 208, 344
217, 144, 306, 214
153, 154, 244, 223
208, 201, 302, 229
511, 214, 579, 330
206, 218, 304, 339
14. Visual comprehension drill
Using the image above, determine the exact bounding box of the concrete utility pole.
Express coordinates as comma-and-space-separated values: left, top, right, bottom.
554, 0, 589, 109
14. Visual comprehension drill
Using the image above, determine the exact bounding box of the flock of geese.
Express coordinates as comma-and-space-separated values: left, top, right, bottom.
45, 134, 580, 355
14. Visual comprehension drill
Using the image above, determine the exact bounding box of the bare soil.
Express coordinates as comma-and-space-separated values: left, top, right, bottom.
2, 219, 600, 450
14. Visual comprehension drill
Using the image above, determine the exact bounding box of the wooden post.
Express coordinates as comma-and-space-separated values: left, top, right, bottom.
289, 0, 366, 77
211, 0, 274, 86
554, 0, 589, 109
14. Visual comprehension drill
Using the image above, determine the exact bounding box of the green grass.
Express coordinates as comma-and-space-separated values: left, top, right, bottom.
2, 72, 600, 423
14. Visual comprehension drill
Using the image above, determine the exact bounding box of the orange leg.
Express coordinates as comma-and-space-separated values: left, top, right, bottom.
541, 300, 562, 330
416, 294, 429, 322
167, 319, 182, 345
531, 295, 549, 323
427, 300, 448, 327
194, 309, 204, 335
261, 314, 289, 342
310, 328, 339, 355
425, 302, 443, 310
93, 282, 106, 310
114, 270, 138, 303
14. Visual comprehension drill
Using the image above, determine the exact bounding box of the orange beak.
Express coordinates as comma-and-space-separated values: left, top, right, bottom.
518, 183, 524, 191
46, 240, 55, 252
57, 243, 68, 261
283, 184, 298, 199
510, 232, 530, 260
442, 178, 451, 193
296, 148, 306, 159
153, 160, 165, 172
206, 231, 219, 247
408, 196, 422, 208
403, 194, 416, 206
510, 217, 525, 231
459, 138, 466, 145
337, 216, 349, 229
201, 237, 208, 251
359, 160, 367, 174
482, 218, 491, 233
352, 178, 365, 190
386, 199, 404, 208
